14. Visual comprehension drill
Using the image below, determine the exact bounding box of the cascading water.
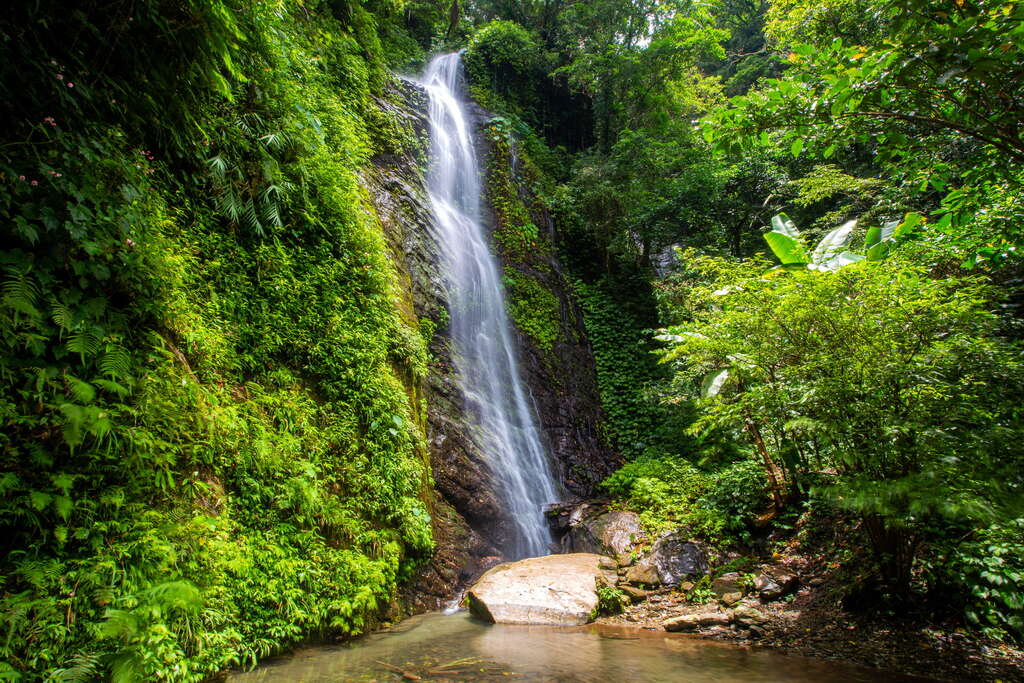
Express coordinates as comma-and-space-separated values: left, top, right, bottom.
418, 53, 558, 559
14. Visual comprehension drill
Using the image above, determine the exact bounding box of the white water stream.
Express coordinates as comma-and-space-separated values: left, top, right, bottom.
418, 53, 558, 559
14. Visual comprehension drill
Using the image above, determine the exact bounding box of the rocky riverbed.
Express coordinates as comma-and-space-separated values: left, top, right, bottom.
454, 502, 1024, 682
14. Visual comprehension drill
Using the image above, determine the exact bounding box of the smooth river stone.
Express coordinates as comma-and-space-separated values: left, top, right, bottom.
466, 553, 614, 625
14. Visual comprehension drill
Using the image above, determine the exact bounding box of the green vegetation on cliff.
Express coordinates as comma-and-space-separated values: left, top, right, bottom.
0, 2, 441, 678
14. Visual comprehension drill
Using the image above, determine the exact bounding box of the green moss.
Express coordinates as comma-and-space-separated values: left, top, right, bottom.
502, 268, 561, 352
484, 126, 550, 263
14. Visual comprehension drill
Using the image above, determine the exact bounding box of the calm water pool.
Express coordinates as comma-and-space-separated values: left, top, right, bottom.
230, 611, 919, 682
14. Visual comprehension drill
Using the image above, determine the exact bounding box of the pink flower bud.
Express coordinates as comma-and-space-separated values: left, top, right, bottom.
30, 180, 38, 186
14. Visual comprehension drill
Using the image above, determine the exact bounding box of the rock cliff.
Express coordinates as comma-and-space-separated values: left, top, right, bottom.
367, 78, 616, 610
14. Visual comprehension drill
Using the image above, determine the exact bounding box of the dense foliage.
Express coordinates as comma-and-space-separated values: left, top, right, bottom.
0, 1, 441, 679
461, 0, 1024, 643
4, 0, 1024, 677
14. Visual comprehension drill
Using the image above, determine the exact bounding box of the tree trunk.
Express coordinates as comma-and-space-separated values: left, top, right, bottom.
862, 514, 918, 598
743, 410, 786, 512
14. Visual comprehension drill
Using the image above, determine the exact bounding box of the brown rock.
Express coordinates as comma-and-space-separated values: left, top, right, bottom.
712, 572, 745, 597
663, 612, 732, 631
732, 605, 768, 626
624, 561, 662, 586
720, 591, 743, 606
619, 585, 648, 603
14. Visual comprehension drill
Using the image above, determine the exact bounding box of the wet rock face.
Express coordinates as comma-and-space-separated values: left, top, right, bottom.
371, 80, 618, 609
369, 81, 511, 610
470, 100, 620, 501
546, 502, 643, 557
571, 510, 643, 557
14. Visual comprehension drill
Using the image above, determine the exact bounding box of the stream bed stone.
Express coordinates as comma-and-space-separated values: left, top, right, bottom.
466, 553, 615, 625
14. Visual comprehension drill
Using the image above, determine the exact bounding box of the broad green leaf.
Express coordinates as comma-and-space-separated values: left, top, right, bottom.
893, 212, 922, 238
764, 232, 810, 265
865, 226, 882, 248
812, 220, 857, 265
701, 369, 730, 398
770, 213, 800, 238
866, 242, 891, 261
830, 251, 865, 268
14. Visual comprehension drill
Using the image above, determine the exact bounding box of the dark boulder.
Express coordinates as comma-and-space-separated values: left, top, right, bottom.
627, 533, 709, 587
754, 572, 799, 602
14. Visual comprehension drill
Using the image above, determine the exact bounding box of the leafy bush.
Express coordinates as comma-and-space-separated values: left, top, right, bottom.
594, 583, 626, 617
659, 250, 1024, 594
934, 519, 1024, 642
698, 459, 769, 536
464, 22, 546, 122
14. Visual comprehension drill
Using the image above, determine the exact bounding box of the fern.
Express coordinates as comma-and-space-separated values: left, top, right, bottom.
58, 403, 86, 449
259, 130, 290, 152
261, 189, 283, 227
94, 378, 130, 397
52, 653, 102, 682
242, 197, 263, 235
215, 186, 243, 224
99, 345, 131, 380
50, 300, 75, 336
66, 376, 96, 404
1, 274, 41, 322
66, 329, 101, 365
205, 154, 229, 181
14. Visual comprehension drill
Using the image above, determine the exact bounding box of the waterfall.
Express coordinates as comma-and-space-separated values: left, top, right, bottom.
418, 53, 558, 559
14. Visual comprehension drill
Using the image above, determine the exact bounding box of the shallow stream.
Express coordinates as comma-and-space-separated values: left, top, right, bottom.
230, 611, 916, 682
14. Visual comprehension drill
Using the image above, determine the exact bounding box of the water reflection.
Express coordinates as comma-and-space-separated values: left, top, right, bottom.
230, 612, 919, 682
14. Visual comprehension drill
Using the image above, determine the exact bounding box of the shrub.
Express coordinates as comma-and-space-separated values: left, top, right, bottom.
659, 251, 1024, 595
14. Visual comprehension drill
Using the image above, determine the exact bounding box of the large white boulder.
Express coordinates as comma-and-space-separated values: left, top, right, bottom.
466, 553, 615, 625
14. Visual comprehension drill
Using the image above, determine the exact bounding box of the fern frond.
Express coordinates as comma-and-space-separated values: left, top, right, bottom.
260, 130, 289, 152
99, 345, 131, 380
93, 378, 130, 397
52, 652, 102, 682
2, 274, 41, 321
67, 376, 96, 403
216, 187, 243, 223
243, 197, 263, 235
206, 154, 229, 181
66, 328, 101, 365
50, 299, 75, 335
